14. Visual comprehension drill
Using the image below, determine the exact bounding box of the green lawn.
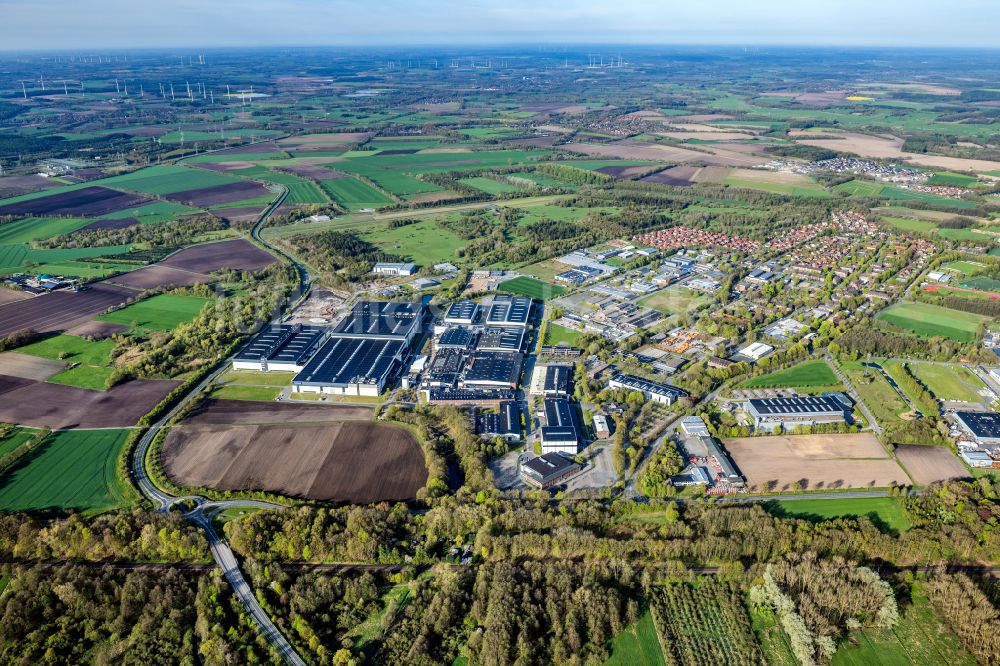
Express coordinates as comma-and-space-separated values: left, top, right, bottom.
0, 429, 132, 513
543, 323, 583, 347
19, 334, 115, 367
877, 302, 988, 343
833, 180, 884, 197
211, 384, 281, 401
363, 219, 466, 266
740, 360, 838, 389
320, 177, 395, 210
219, 370, 296, 386
927, 172, 978, 187
498, 275, 565, 300
764, 497, 911, 532
0, 217, 91, 244
48, 364, 116, 390
97, 294, 210, 332
959, 277, 1000, 292
604, 611, 665, 666
944, 260, 986, 277
638, 285, 711, 315
909, 363, 986, 402
831, 582, 975, 666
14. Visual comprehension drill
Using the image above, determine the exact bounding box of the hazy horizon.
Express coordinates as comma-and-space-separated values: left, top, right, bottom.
1, 0, 997, 51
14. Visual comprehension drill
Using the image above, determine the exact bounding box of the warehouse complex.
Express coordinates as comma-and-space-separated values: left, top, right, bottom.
745, 394, 852, 431
539, 398, 583, 454
608, 374, 689, 405
232, 324, 327, 373
953, 411, 1000, 446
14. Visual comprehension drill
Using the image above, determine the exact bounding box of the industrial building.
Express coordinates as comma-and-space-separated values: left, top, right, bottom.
460, 352, 523, 389
608, 374, 689, 405
680, 415, 710, 437
529, 364, 572, 396
232, 324, 326, 373
486, 295, 532, 327
292, 337, 406, 396
592, 414, 611, 439
444, 300, 481, 325
954, 411, 1000, 446
960, 449, 996, 468
372, 262, 417, 277
521, 452, 584, 490
475, 327, 526, 353
736, 341, 774, 362
331, 300, 424, 345
477, 401, 522, 443
539, 398, 582, 454
437, 327, 476, 351
746, 394, 851, 431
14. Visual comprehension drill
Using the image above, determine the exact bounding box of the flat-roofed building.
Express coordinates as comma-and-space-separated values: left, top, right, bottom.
954, 411, 1000, 446
592, 414, 611, 439
486, 295, 532, 327
680, 415, 710, 437
332, 300, 424, 345
736, 342, 774, 362
232, 324, 326, 373
475, 326, 526, 353
608, 374, 689, 405
746, 394, 850, 431
460, 352, 523, 389
292, 337, 406, 396
529, 364, 572, 396
444, 300, 480, 325
477, 401, 522, 443
372, 262, 417, 276
521, 452, 583, 489
437, 326, 476, 351
539, 398, 582, 454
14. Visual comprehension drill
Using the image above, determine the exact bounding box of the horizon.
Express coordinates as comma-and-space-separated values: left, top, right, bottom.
2, 0, 999, 51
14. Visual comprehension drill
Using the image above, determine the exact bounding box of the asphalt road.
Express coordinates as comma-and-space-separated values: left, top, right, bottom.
129, 185, 308, 666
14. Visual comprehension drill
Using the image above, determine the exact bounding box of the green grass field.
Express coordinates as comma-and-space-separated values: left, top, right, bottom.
638, 285, 711, 315
363, 219, 466, 266
880, 215, 938, 234
252, 171, 328, 204
944, 260, 986, 277
98, 200, 199, 224
211, 384, 281, 401
458, 176, 523, 195
749, 604, 797, 666
0, 217, 91, 244
543, 323, 583, 347
0, 427, 39, 460
909, 363, 986, 402
0, 429, 131, 512
219, 370, 296, 386
498, 275, 565, 300
881, 186, 978, 209
877, 302, 987, 343
320, 177, 395, 210
19, 334, 114, 366
740, 360, 839, 389
927, 172, 978, 187
833, 180, 884, 197
97, 164, 241, 195
722, 175, 831, 198
97, 294, 209, 332
831, 583, 974, 666
764, 497, 911, 532
604, 611, 665, 666
840, 361, 911, 424
959, 277, 1000, 292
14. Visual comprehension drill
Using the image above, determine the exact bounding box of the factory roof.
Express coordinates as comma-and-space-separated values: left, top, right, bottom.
234, 324, 325, 365
293, 337, 404, 387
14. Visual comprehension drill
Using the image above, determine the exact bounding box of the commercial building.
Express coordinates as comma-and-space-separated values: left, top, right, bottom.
529, 364, 572, 396
608, 374, 690, 405
486, 295, 532, 327
592, 414, 611, 439
292, 337, 406, 396
459, 352, 523, 390
372, 262, 417, 277
475, 327, 526, 353
954, 411, 1000, 446
521, 452, 584, 490
437, 327, 476, 351
736, 342, 774, 362
444, 300, 481, 325
960, 450, 995, 468
746, 394, 851, 431
680, 415, 710, 437
332, 300, 424, 345
232, 324, 326, 373
477, 401, 522, 443
539, 398, 583, 454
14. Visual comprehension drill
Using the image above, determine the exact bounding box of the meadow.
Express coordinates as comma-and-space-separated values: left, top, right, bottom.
604, 611, 665, 666
542, 323, 583, 347
877, 302, 988, 343
362, 219, 466, 266
909, 362, 986, 402
499, 275, 565, 300
97, 293, 210, 332
764, 497, 911, 532
0, 429, 131, 513
740, 360, 839, 389
320, 177, 395, 210
18, 333, 116, 389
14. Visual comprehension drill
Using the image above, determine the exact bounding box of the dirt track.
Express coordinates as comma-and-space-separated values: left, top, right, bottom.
163, 422, 426, 503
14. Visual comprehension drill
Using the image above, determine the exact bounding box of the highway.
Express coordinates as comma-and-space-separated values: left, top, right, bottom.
129, 184, 308, 666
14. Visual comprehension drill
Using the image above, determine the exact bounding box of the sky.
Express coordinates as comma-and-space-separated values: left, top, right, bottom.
1, 0, 999, 51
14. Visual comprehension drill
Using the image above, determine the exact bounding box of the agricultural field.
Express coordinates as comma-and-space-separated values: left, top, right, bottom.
319, 177, 395, 210
96, 200, 200, 225
908, 362, 986, 402
648, 581, 762, 665
724, 433, 909, 491
719, 168, 831, 197
877, 302, 988, 343
162, 421, 427, 503
210, 384, 281, 401
97, 164, 241, 195
739, 360, 839, 389
458, 176, 523, 195
895, 445, 971, 486
833, 180, 884, 197
362, 219, 466, 266
764, 497, 911, 532
96, 293, 210, 333
927, 172, 979, 187
604, 611, 665, 666
250, 170, 328, 204
498, 275, 565, 300
0, 429, 131, 513
0, 216, 91, 244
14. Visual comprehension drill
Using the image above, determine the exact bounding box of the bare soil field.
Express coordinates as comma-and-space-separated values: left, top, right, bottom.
789, 130, 906, 158
0, 186, 148, 217
183, 398, 374, 425
0, 376, 179, 428
895, 445, 971, 485
0, 175, 60, 198
82, 217, 140, 231
215, 141, 284, 155
672, 114, 736, 122
160, 239, 277, 273
194, 161, 259, 172
0, 282, 138, 338
862, 83, 961, 96
106, 265, 208, 289
164, 181, 271, 208
0, 289, 31, 306
640, 166, 701, 186
658, 131, 755, 141
65, 320, 129, 339
563, 141, 767, 167
213, 207, 264, 223
724, 433, 911, 491
0, 352, 65, 380
278, 133, 371, 151
162, 422, 427, 503
0, 374, 35, 396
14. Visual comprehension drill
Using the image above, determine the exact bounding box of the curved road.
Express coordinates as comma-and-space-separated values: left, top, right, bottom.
131, 185, 307, 666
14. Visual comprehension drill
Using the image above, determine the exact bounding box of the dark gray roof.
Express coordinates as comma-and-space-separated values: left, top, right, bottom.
478, 401, 521, 437
234, 324, 325, 365
486, 295, 532, 326
544, 365, 572, 393
427, 387, 517, 401
333, 301, 421, 339
747, 395, 847, 417
611, 374, 689, 399
445, 300, 480, 322
523, 452, 580, 482
476, 326, 525, 352
462, 351, 523, 386
956, 411, 1000, 439
293, 337, 404, 387
438, 327, 476, 349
